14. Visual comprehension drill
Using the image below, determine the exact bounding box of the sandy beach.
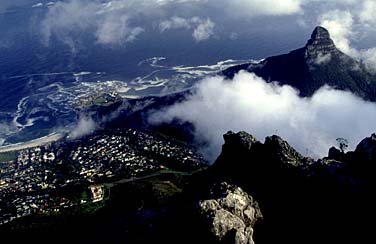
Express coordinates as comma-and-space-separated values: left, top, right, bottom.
0, 133, 64, 153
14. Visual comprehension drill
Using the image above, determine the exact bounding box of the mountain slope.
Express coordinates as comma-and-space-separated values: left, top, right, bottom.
195, 131, 376, 244
223, 26, 376, 101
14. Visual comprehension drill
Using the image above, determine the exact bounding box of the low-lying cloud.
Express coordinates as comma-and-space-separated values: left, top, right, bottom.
68, 114, 97, 140
149, 71, 376, 162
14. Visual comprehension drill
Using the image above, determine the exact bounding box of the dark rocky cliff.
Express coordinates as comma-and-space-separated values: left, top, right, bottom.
197, 131, 375, 244
223, 26, 376, 101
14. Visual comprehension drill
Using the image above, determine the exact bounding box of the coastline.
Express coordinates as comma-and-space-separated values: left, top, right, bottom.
0, 133, 65, 153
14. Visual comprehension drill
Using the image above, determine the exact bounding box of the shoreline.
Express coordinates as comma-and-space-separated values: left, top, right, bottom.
0, 133, 65, 153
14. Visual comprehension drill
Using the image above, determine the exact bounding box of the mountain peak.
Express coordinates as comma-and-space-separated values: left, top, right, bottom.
222, 26, 376, 101
305, 26, 337, 55
310, 26, 331, 42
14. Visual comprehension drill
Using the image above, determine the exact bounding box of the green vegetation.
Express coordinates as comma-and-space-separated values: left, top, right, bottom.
151, 180, 183, 196
79, 184, 111, 214
92, 96, 107, 106
79, 201, 106, 215
0, 151, 17, 162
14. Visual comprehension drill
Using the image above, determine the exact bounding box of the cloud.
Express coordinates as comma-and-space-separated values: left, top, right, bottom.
96, 15, 144, 45
0, 122, 17, 146
36, 0, 376, 59
159, 16, 215, 41
314, 52, 332, 65
41, 0, 144, 47
222, 0, 303, 17
149, 71, 376, 162
318, 7, 376, 70
359, 0, 376, 26
192, 17, 215, 41
39, 0, 307, 48
159, 16, 192, 32
318, 10, 355, 57
32, 3, 44, 8
68, 114, 97, 140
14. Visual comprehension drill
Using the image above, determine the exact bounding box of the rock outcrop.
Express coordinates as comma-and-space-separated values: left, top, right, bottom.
198, 182, 262, 244
201, 130, 376, 244
304, 26, 337, 63
355, 133, 376, 162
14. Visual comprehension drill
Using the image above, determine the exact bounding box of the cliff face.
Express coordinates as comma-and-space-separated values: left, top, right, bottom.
223, 26, 376, 101
305, 26, 337, 61
202, 131, 375, 244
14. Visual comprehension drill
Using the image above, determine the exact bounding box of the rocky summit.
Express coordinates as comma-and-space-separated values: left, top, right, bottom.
201, 131, 376, 244
355, 133, 376, 161
305, 26, 337, 59
223, 26, 376, 101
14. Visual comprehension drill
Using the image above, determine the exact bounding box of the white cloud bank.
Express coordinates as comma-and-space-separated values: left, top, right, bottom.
149, 71, 376, 161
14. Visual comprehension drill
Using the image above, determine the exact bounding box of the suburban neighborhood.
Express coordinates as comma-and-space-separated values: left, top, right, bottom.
0, 128, 206, 225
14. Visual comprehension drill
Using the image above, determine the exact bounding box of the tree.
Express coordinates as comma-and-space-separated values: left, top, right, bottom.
336, 138, 349, 153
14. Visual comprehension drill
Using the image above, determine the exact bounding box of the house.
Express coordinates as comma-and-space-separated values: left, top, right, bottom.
89, 185, 104, 203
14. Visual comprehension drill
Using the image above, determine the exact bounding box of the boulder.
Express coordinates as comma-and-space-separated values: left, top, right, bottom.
198, 182, 262, 244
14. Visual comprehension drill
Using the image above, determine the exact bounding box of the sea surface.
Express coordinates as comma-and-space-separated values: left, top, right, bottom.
0, 1, 309, 145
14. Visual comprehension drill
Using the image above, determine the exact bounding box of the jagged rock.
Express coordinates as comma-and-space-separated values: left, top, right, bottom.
204, 131, 376, 244
223, 131, 257, 152
305, 26, 337, 62
328, 146, 343, 161
355, 133, 376, 162
264, 135, 304, 166
198, 182, 262, 244
218, 131, 312, 171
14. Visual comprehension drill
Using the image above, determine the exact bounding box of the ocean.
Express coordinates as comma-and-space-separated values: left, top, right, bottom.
0, 0, 310, 145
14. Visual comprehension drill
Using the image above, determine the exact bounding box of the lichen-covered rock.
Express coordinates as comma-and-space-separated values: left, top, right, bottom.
198, 182, 262, 244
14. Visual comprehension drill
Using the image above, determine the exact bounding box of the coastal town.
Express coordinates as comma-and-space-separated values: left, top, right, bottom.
0, 128, 206, 226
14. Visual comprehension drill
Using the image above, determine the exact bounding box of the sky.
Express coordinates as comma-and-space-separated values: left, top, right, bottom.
2, 0, 376, 62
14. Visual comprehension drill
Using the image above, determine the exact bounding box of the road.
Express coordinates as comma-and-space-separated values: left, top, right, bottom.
0, 133, 64, 153
109, 169, 204, 187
